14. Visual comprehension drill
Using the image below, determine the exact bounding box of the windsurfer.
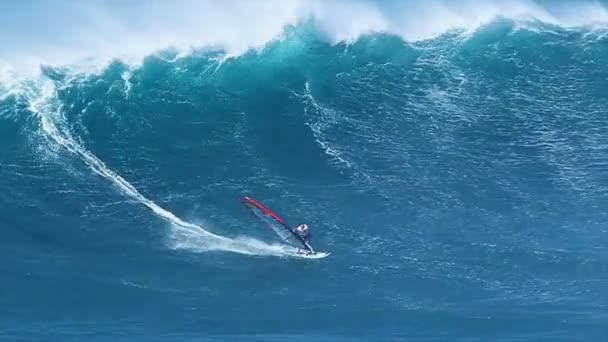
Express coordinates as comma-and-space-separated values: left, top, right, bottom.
294, 223, 311, 243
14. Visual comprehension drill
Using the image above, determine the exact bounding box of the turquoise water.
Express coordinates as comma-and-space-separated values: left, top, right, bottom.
1, 6, 607, 341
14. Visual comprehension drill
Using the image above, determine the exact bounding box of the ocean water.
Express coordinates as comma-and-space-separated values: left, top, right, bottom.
1, 1, 608, 341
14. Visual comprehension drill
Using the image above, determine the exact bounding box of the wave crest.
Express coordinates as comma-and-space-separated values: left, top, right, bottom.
1, 0, 607, 74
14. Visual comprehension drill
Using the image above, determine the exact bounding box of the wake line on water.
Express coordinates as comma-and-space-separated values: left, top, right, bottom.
302, 81, 353, 170
26, 78, 305, 258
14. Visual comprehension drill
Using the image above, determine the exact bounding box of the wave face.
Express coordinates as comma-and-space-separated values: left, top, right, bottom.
2, 14, 608, 341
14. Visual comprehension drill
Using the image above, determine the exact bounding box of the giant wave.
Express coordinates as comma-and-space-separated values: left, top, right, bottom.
1, 12, 608, 258
1, 3, 607, 339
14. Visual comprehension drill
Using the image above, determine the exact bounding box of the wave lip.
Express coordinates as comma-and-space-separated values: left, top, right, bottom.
1, 0, 608, 74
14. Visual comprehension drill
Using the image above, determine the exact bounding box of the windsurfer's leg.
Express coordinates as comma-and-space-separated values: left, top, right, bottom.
304, 242, 315, 254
